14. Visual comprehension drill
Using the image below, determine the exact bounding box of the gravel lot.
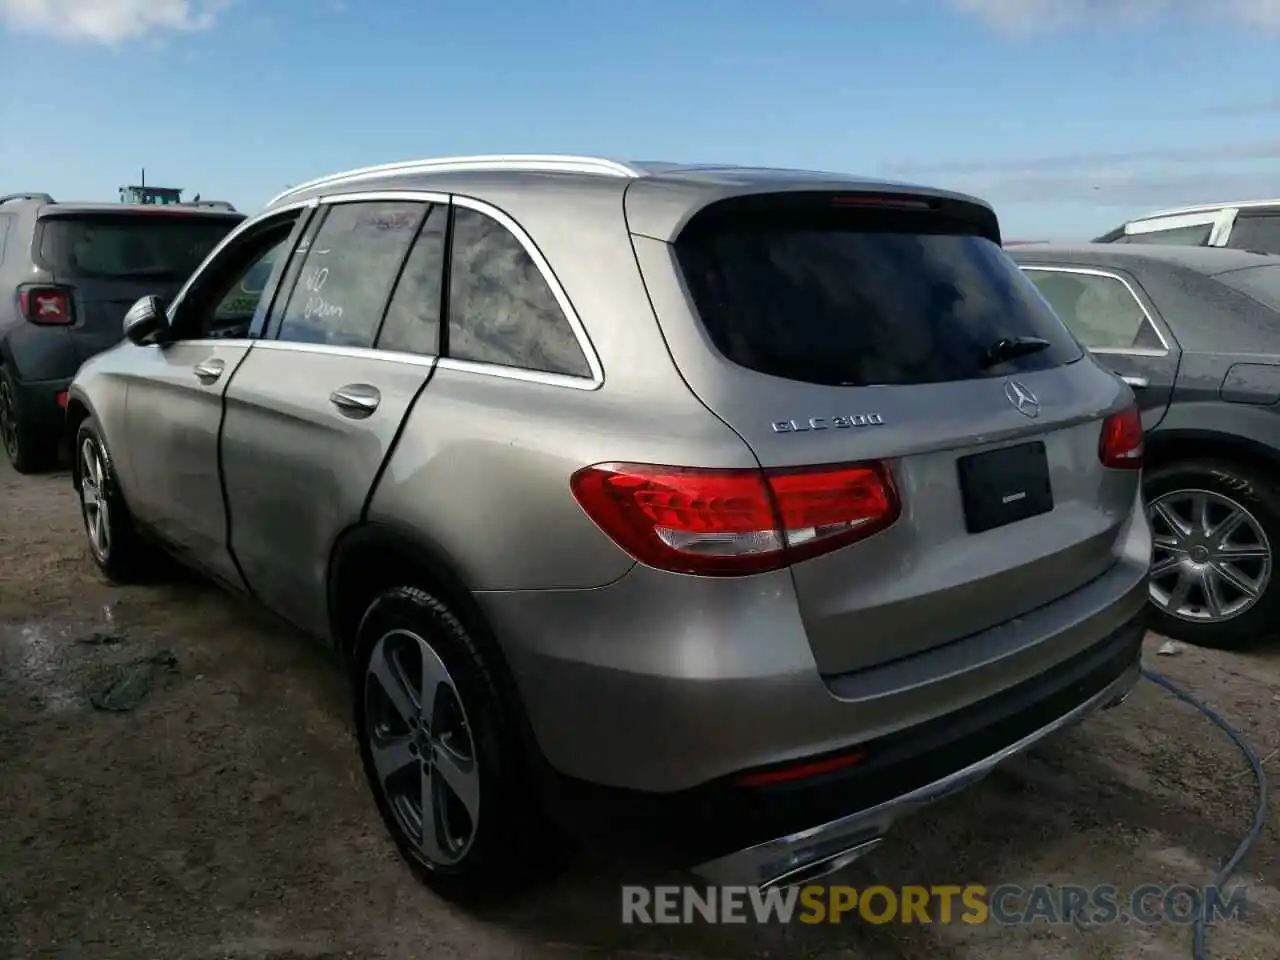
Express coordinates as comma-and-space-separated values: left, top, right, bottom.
2, 456, 1279, 960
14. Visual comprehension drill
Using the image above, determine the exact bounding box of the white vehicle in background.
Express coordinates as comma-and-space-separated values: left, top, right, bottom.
1095, 199, 1280, 253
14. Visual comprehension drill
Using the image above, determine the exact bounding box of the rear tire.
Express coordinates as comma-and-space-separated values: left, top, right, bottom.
74, 418, 157, 583
352, 585, 566, 903
0, 365, 56, 474
1144, 458, 1280, 650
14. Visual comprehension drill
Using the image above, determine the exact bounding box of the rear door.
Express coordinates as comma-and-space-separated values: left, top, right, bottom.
1021, 264, 1179, 431
631, 191, 1137, 676
34, 209, 243, 366
219, 196, 444, 637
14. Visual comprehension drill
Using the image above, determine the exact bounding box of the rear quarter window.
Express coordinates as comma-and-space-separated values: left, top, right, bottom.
674, 207, 1082, 386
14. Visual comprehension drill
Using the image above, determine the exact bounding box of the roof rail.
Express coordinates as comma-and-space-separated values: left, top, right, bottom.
186, 199, 238, 211
267, 154, 643, 207
0, 192, 54, 206
1135, 197, 1280, 221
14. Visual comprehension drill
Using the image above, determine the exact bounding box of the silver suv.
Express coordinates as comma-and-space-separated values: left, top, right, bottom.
66, 155, 1151, 900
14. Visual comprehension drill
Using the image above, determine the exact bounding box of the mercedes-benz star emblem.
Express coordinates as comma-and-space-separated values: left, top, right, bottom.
1004, 379, 1040, 419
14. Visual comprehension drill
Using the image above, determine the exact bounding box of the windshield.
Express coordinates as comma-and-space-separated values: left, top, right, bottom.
674, 215, 1082, 386
38, 214, 240, 281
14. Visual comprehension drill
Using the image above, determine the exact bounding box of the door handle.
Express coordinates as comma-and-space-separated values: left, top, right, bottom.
193, 359, 225, 383
1120, 374, 1149, 389
329, 383, 381, 415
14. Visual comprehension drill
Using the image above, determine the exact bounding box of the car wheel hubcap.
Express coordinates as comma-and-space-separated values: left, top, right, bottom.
1147, 488, 1272, 623
364, 628, 479, 866
0, 382, 17, 460
80, 439, 111, 559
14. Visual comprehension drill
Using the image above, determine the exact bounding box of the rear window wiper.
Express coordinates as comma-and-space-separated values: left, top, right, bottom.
980, 335, 1051, 369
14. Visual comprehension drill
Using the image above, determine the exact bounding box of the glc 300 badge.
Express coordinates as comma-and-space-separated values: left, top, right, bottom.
772, 414, 886, 433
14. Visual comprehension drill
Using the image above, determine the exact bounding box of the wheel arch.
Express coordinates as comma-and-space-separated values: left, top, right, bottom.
63, 389, 97, 490
1145, 426, 1280, 481
327, 520, 545, 767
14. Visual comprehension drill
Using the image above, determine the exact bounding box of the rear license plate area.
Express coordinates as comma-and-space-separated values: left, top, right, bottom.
956, 441, 1053, 534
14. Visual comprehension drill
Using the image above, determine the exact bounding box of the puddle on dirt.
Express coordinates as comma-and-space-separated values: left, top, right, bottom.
0, 606, 131, 714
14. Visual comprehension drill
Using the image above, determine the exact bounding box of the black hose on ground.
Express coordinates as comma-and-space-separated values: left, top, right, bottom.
1139, 666, 1269, 960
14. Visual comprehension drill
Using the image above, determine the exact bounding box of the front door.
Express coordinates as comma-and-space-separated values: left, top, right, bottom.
220, 197, 445, 637
1021, 264, 1180, 431
121, 211, 304, 588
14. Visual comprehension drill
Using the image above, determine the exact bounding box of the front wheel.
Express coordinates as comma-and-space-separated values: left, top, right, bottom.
1144, 458, 1280, 650
352, 586, 564, 902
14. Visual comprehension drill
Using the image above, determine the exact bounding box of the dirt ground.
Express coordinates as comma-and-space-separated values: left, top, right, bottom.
1, 458, 1279, 960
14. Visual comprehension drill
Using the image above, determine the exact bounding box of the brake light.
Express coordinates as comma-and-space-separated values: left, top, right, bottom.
569, 461, 900, 576
1099, 405, 1144, 469
18, 286, 72, 325
830, 194, 934, 210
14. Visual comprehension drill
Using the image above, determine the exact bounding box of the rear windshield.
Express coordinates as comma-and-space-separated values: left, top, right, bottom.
674, 213, 1082, 386
1217, 264, 1280, 313
38, 214, 240, 281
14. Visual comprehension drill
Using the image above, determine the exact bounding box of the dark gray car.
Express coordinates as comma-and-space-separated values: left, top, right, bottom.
0, 193, 243, 472
66, 156, 1150, 900
1012, 242, 1280, 649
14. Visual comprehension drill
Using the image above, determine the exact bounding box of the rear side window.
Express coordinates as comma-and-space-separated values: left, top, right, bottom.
274, 200, 425, 348
1227, 215, 1280, 254
674, 209, 1081, 386
37, 214, 239, 280
446, 206, 591, 378
377, 204, 448, 356
1122, 223, 1212, 246
1023, 269, 1154, 351
0, 215, 11, 263
1217, 265, 1280, 312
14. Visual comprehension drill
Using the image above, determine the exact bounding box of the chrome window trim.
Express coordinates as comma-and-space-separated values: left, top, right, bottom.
447, 193, 604, 388
166, 197, 318, 318
166, 188, 605, 392
1122, 210, 1220, 237
173, 338, 598, 390
1019, 265, 1172, 356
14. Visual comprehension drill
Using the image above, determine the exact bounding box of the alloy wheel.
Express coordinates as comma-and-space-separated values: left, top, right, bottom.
1147, 488, 1272, 623
80, 438, 112, 560
364, 628, 479, 866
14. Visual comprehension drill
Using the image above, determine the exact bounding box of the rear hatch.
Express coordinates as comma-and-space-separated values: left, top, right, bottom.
631, 189, 1139, 676
34, 208, 242, 363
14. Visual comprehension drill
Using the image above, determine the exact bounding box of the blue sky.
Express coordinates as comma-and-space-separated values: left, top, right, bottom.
0, 0, 1276, 238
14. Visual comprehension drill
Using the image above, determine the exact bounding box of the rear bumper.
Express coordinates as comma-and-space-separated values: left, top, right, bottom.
692, 623, 1142, 886
529, 611, 1143, 884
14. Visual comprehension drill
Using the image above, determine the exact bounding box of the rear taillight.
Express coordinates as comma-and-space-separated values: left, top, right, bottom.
18, 286, 73, 325
570, 461, 900, 576
1099, 405, 1144, 469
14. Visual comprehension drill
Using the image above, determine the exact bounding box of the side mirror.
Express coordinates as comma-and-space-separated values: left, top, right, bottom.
122, 295, 169, 345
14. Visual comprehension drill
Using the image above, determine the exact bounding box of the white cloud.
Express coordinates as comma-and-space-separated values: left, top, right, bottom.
951, 0, 1280, 33
0, 0, 232, 44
